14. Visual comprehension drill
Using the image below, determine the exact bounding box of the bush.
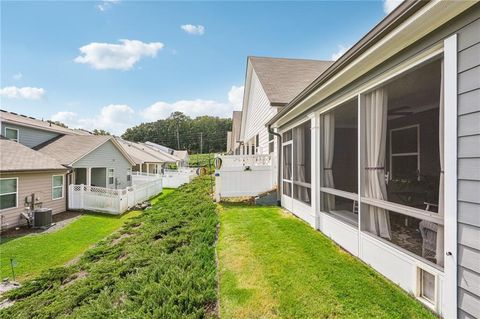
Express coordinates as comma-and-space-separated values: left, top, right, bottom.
0, 177, 218, 319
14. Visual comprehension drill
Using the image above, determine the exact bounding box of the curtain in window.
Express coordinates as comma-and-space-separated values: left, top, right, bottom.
323, 113, 335, 210
437, 60, 445, 267
295, 126, 309, 202
283, 145, 292, 181
365, 88, 391, 239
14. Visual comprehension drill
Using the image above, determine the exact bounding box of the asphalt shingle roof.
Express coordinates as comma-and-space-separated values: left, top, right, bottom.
249, 57, 334, 106
0, 138, 66, 172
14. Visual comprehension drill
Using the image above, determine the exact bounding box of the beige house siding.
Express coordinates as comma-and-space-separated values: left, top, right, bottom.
0, 171, 67, 229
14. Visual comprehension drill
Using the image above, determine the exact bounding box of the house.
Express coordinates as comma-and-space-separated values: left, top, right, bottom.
236, 57, 333, 156
0, 138, 68, 229
0, 109, 89, 149
116, 138, 175, 174
144, 141, 185, 166
36, 135, 136, 189
263, 2, 480, 318
226, 111, 242, 154
173, 150, 189, 167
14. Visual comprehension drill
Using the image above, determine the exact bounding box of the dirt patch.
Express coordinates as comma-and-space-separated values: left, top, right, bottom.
0, 281, 20, 295
61, 271, 88, 289
0, 211, 82, 239
112, 233, 132, 246
0, 299, 15, 310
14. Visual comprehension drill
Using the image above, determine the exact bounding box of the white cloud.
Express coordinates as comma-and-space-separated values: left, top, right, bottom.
74, 39, 164, 70
141, 85, 244, 121
181, 24, 205, 35
228, 85, 244, 109
51, 104, 134, 135
383, 0, 403, 14
97, 0, 120, 12
13, 72, 23, 80
0, 86, 45, 100
330, 45, 350, 61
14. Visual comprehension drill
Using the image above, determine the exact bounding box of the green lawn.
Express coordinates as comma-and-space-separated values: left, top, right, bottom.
0, 177, 217, 318
0, 189, 174, 282
218, 204, 436, 319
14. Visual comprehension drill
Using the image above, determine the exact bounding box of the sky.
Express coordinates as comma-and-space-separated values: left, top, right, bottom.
0, 0, 402, 135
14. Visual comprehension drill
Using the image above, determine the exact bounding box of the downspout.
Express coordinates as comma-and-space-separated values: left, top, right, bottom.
268, 125, 282, 206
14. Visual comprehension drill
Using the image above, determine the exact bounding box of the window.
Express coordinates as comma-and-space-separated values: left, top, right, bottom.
52, 175, 64, 200
108, 168, 115, 184
0, 178, 18, 210
389, 125, 419, 180
126, 168, 132, 182
418, 268, 436, 305
268, 133, 274, 154
5, 127, 19, 142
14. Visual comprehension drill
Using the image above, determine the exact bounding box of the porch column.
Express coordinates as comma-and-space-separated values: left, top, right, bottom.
310, 113, 321, 230
139, 164, 143, 173
86, 167, 91, 186
146, 163, 150, 174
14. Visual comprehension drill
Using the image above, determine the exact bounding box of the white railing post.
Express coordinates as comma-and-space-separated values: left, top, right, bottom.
80, 184, 85, 209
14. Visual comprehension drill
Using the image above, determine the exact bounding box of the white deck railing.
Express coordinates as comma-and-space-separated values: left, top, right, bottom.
214, 154, 276, 201
68, 178, 163, 215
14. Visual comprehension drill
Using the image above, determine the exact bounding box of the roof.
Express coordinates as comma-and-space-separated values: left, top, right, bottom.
36, 135, 135, 166
0, 138, 66, 172
248, 57, 334, 106
173, 150, 189, 161
139, 143, 180, 163
267, 0, 430, 126
0, 109, 90, 136
116, 138, 171, 164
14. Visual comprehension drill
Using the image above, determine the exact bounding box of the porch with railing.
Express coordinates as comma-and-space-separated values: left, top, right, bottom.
68, 177, 163, 215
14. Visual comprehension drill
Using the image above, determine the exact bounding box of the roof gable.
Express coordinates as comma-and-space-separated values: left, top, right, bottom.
248, 57, 334, 106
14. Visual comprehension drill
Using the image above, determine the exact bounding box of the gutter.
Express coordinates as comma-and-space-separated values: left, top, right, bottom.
268, 125, 282, 206
267, 0, 428, 127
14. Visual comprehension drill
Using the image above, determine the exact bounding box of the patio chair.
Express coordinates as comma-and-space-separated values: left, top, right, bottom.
419, 202, 439, 260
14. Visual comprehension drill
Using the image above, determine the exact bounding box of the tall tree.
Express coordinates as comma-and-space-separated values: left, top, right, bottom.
122, 112, 232, 153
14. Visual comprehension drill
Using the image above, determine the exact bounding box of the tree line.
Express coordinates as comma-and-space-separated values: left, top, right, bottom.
121, 111, 232, 153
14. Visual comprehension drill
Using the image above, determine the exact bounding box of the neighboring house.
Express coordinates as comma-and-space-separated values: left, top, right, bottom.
226, 111, 242, 154
143, 141, 183, 165
0, 138, 68, 229
237, 57, 333, 156
173, 150, 189, 167
0, 109, 89, 148
116, 138, 176, 174
264, 2, 480, 318
36, 135, 136, 189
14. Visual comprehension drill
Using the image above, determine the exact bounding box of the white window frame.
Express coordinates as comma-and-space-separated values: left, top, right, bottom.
0, 177, 19, 211
52, 175, 64, 200
389, 124, 420, 181
4, 127, 19, 143
126, 168, 132, 182
108, 168, 115, 185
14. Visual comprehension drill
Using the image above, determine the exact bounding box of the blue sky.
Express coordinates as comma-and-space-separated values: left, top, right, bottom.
1, 0, 399, 134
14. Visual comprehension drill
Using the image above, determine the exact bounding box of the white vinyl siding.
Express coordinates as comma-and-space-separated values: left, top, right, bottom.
0, 122, 61, 148
243, 70, 278, 155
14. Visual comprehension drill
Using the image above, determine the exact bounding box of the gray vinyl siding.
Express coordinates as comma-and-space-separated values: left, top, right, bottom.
73, 140, 132, 189
0, 122, 61, 148
457, 17, 480, 319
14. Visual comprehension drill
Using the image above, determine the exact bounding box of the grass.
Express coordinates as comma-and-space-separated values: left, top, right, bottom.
217, 204, 436, 319
0, 189, 175, 282
189, 153, 216, 172
0, 177, 217, 318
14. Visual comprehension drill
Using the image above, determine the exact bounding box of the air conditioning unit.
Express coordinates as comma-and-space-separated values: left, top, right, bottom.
33, 208, 52, 228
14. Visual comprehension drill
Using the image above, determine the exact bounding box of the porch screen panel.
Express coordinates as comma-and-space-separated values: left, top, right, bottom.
282, 143, 292, 196
323, 113, 335, 211
436, 60, 444, 267
293, 121, 311, 204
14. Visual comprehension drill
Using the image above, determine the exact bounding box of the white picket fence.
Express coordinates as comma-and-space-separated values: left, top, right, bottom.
214, 154, 276, 201
68, 178, 163, 215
